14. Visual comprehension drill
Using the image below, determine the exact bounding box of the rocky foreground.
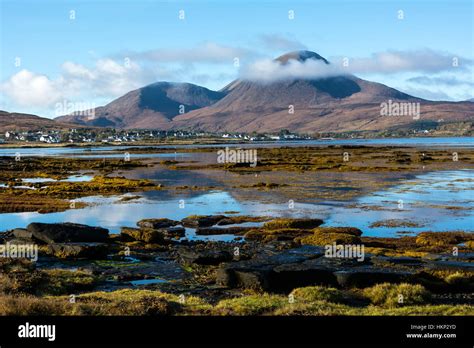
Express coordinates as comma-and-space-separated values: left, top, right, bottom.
0, 216, 473, 316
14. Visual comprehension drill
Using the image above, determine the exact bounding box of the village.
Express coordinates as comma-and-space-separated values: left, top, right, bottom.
0, 128, 309, 144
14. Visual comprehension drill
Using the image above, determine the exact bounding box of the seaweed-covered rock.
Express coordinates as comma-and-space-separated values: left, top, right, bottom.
120, 227, 165, 243
158, 226, 186, 239
263, 218, 324, 230
181, 215, 226, 228
121, 225, 185, 242
312, 227, 362, 237
244, 228, 312, 242
195, 226, 254, 235
216, 215, 270, 226
416, 232, 473, 247
45, 243, 109, 259
137, 218, 180, 229
299, 231, 361, 246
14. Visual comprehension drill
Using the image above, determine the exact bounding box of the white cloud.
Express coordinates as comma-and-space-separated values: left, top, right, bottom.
61, 58, 151, 97
240, 57, 344, 83
337, 49, 471, 74
1, 58, 156, 113
62, 61, 95, 79
1, 70, 61, 107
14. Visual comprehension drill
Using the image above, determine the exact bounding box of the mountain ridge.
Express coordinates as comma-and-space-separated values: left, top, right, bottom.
47, 50, 474, 132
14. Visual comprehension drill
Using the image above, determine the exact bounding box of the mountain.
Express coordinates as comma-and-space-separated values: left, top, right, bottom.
171, 51, 473, 132
55, 50, 474, 133
0, 111, 75, 132
55, 82, 225, 129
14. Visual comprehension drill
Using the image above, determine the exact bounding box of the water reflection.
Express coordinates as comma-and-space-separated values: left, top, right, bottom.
1, 170, 472, 240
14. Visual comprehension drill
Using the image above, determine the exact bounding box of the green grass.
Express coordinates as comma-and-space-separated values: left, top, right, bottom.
362, 283, 431, 308
0, 285, 472, 316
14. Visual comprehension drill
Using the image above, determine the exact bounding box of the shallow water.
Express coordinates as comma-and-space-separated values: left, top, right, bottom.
21, 174, 94, 183
130, 278, 167, 286
1, 170, 472, 239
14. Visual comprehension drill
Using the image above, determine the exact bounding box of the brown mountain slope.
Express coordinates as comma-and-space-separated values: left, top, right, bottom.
0, 111, 75, 132
55, 82, 225, 129
171, 78, 473, 133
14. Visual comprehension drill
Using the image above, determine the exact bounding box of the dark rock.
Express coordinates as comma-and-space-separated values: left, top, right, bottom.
216, 245, 326, 291
216, 245, 417, 291
11, 228, 35, 241
179, 249, 232, 265
27, 222, 109, 244
181, 215, 226, 228
272, 263, 338, 291
45, 243, 109, 259
137, 218, 180, 229
4, 238, 35, 245
334, 268, 412, 288
426, 260, 474, 270
375, 256, 424, 265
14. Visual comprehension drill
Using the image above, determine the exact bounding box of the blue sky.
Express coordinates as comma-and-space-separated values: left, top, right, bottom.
1, 0, 473, 118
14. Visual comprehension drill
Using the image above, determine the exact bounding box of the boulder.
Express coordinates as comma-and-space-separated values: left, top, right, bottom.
45, 243, 109, 259
26, 223, 109, 244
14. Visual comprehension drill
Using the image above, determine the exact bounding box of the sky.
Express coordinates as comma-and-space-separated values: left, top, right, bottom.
0, 0, 473, 118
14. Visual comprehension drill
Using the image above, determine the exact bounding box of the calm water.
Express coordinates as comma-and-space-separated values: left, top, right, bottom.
1, 170, 472, 239
1, 139, 473, 239
0, 137, 472, 158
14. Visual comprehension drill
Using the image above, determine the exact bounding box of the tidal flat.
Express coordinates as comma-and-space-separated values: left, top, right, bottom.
0, 141, 473, 316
